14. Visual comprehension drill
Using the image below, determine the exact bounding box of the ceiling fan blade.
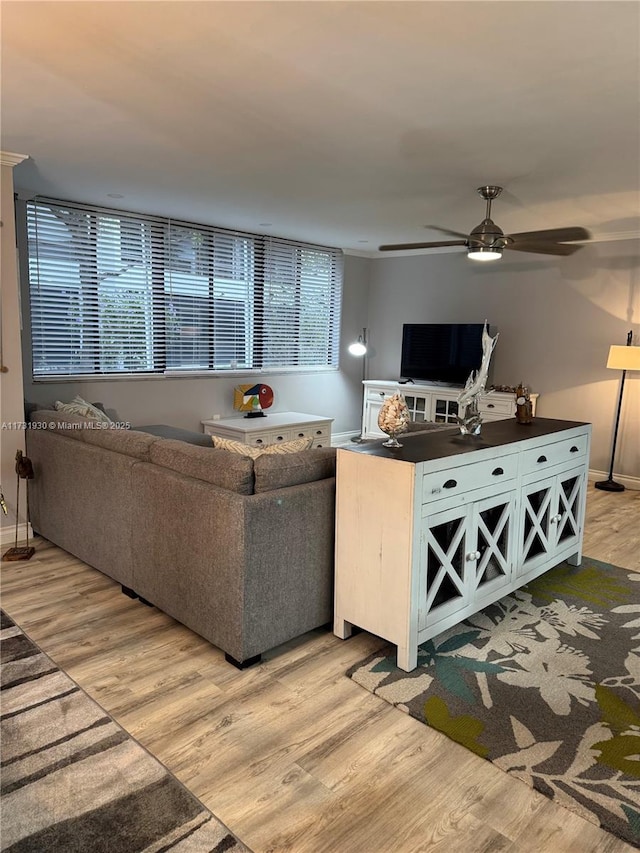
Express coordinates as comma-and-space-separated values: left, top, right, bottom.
424, 224, 470, 239
504, 241, 583, 256
379, 240, 467, 252
507, 227, 591, 243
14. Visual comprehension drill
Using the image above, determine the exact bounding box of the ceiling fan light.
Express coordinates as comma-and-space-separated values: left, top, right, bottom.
467, 247, 502, 261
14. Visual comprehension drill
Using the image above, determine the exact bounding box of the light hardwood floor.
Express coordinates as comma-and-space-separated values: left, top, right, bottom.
2, 486, 638, 853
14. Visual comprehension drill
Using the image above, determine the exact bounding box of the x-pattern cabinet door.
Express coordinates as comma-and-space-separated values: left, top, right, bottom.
418, 490, 515, 632
520, 469, 585, 574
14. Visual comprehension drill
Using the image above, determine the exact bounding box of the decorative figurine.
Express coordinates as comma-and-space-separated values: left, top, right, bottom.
457, 322, 499, 435
515, 383, 534, 424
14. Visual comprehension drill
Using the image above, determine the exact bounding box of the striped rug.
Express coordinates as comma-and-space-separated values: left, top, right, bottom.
0, 610, 249, 853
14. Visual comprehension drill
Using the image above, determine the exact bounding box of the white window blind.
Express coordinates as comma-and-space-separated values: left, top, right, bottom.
26, 198, 343, 378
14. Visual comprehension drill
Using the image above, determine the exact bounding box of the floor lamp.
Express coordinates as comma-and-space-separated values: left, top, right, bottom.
595, 330, 640, 492
349, 328, 368, 443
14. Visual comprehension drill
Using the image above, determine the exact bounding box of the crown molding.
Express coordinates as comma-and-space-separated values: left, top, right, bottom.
0, 151, 29, 168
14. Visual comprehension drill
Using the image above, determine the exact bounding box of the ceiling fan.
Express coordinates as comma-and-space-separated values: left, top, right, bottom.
379, 186, 591, 260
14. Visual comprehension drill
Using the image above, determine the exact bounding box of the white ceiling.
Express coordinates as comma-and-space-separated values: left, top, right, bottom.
2, 1, 639, 255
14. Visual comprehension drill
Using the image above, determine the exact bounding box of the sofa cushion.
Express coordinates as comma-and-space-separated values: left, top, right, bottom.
55, 395, 113, 423
253, 447, 337, 493
212, 435, 313, 458
150, 439, 255, 495
29, 409, 90, 438
135, 424, 213, 447
80, 426, 159, 460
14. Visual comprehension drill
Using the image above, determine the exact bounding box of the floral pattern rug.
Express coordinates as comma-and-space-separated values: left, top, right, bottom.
347, 557, 640, 848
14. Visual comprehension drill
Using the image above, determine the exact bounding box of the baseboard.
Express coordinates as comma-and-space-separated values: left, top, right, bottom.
1, 522, 34, 547
589, 469, 640, 491
332, 431, 361, 447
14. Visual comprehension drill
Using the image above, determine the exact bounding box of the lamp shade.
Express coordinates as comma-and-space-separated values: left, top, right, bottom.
606, 345, 640, 371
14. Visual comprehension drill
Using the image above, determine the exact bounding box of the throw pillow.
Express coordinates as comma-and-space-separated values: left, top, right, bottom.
212, 435, 313, 458
55, 396, 113, 424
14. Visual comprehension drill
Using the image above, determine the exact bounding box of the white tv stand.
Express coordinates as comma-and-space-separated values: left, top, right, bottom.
334, 418, 590, 672
361, 380, 538, 439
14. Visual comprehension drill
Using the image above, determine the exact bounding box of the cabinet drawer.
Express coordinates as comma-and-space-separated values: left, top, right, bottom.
290, 424, 330, 441
521, 434, 588, 474
247, 429, 293, 447
479, 397, 513, 416
422, 455, 519, 502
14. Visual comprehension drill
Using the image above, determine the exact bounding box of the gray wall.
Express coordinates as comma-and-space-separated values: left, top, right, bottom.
366, 240, 639, 480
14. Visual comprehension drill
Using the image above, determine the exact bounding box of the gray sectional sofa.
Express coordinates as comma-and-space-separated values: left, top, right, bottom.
26, 411, 336, 667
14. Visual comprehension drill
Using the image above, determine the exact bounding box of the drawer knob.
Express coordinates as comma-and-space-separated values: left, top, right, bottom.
298, 432, 305, 438
316, 429, 322, 435
487, 403, 495, 409
570, 445, 579, 453
443, 479, 457, 489
537, 455, 547, 464
256, 439, 263, 444
277, 435, 284, 441
492, 467, 504, 476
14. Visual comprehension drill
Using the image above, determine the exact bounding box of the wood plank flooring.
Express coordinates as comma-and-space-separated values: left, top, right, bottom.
2, 487, 638, 852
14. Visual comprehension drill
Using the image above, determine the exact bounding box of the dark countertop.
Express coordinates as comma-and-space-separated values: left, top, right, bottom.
342, 418, 590, 464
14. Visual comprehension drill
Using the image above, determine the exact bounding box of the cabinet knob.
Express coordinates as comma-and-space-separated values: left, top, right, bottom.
537, 455, 547, 464
466, 551, 482, 561
550, 513, 562, 524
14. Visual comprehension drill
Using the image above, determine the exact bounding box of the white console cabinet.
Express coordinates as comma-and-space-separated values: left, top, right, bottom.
202, 412, 332, 448
334, 418, 590, 671
362, 380, 538, 438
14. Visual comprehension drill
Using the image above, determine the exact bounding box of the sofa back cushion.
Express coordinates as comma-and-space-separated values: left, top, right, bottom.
29, 409, 90, 438
150, 439, 255, 495
253, 447, 337, 493
81, 426, 159, 460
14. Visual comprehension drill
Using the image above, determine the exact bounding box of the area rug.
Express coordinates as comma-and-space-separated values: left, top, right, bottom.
347, 557, 640, 849
0, 610, 249, 853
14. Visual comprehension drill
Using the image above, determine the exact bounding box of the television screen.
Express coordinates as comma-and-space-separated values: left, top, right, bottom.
400, 323, 490, 385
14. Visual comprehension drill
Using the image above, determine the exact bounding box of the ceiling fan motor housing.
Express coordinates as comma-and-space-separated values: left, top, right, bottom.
469, 218, 505, 249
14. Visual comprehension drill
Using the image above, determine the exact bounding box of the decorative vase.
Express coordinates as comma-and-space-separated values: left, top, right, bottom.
378, 393, 410, 447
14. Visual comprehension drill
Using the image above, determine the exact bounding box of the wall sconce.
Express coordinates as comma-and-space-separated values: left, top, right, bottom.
348, 328, 368, 442
595, 330, 640, 492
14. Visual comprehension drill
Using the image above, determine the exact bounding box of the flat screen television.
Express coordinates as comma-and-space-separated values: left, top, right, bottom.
400, 323, 492, 386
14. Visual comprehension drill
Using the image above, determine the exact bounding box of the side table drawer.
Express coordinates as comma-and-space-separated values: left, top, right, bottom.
422, 454, 519, 503
521, 434, 588, 475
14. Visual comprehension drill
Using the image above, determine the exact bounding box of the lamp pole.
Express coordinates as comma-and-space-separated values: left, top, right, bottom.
595, 330, 633, 493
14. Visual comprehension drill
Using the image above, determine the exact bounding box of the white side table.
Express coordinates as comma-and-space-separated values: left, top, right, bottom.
201, 412, 333, 448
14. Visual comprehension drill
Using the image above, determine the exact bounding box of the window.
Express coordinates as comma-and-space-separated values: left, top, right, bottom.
26, 199, 343, 378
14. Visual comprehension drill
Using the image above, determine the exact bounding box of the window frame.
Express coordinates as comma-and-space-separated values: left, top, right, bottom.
25, 198, 343, 381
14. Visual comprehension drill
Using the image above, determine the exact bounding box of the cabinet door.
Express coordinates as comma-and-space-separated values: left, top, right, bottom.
432, 395, 459, 424
520, 474, 556, 572
519, 470, 585, 574
555, 469, 585, 552
418, 504, 469, 630
470, 491, 515, 597
403, 393, 429, 423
